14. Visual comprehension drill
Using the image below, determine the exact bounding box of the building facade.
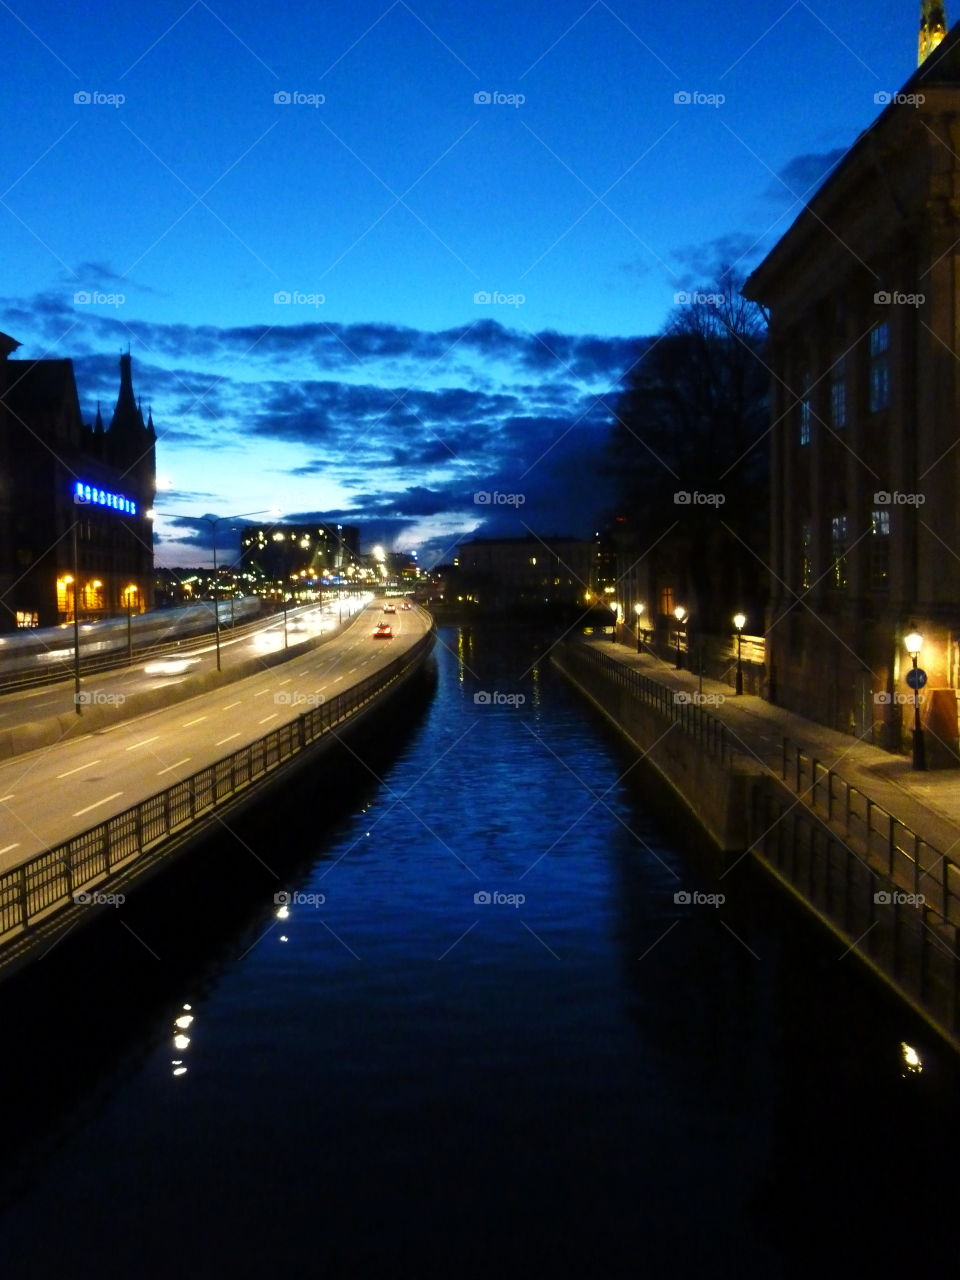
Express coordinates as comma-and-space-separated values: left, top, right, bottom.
0, 338, 156, 631
743, 27, 960, 755
455, 536, 600, 611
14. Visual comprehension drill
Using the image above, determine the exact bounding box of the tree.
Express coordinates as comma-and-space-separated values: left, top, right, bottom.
607, 275, 770, 634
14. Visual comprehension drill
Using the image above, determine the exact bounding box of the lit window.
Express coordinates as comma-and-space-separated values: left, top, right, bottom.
800, 522, 813, 590
798, 372, 812, 446
870, 509, 890, 589
830, 515, 848, 588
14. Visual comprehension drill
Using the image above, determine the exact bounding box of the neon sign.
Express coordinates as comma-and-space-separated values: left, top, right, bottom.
73, 481, 137, 515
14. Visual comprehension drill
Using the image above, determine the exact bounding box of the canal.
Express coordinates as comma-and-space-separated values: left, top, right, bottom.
0, 623, 957, 1277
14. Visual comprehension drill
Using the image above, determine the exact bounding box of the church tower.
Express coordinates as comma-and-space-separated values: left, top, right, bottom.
919, 1, 948, 65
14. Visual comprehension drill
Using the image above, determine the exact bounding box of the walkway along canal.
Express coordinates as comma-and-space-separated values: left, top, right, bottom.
553, 637, 960, 1054
0, 623, 957, 1277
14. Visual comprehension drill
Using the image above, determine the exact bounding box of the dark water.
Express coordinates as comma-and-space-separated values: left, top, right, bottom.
0, 624, 957, 1278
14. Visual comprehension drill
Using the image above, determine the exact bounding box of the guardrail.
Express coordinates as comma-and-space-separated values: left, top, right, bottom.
560, 640, 733, 765
0, 625, 434, 949
779, 737, 960, 929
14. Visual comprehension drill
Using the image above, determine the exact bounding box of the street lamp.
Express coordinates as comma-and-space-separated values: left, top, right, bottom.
733, 612, 746, 696
165, 509, 274, 671
123, 584, 138, 664
674, 606, 687, 669
634, 602, 645, 653
904, 628, 926, 771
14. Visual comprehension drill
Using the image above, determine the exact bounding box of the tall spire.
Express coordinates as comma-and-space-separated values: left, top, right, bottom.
109, 351, 141, 438
920, 1, 948, 65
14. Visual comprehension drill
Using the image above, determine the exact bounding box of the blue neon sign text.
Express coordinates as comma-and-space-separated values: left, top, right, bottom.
73, 481, 137, 515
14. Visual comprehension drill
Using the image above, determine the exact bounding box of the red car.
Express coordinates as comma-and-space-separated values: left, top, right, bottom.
372, 623, 393, 639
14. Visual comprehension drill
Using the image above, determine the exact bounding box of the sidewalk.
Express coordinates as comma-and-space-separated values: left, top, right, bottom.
588, 638, 960, 859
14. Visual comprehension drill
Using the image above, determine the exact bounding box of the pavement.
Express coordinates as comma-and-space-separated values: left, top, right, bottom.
587, 638, 960, 860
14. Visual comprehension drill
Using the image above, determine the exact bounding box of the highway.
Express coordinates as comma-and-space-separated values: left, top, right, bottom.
0, 597, 369, 736
0, 601, 430, 873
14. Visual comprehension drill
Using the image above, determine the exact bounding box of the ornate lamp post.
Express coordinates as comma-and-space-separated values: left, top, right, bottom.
674, 606, 687, 669
904, 628, 926, 771
634, 602, 645, 653
733, 612, 746, 696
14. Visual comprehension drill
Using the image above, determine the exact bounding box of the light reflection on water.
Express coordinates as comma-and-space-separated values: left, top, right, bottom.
0, 624, 957, 1278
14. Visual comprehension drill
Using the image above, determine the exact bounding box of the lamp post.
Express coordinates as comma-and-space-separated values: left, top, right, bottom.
165, 509, 274, 672
904, 628, 926, 771
634, 602, 645, 653
733, 612, 746, 696
674, 606, 687, 669
124, 585, 138, 665
71, 516, 82, 714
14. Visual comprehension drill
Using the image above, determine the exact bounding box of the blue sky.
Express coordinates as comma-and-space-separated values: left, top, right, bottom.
0, 0, 929, 564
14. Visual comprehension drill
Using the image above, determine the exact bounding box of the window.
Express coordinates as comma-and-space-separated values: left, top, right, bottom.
15, 611, 38, 628
799, 371, 812, 445
830, 358, 846, 429
830, 515, 848, 588
870, 508, 890, 589
659, 586, 675, 618
800, 522, 813, 590
869, 324, 890, 412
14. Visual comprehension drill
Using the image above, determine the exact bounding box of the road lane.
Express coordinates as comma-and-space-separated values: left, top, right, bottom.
0, 604, 429, 871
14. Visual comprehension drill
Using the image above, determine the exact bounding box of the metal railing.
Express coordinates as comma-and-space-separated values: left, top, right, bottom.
751, 783, 960, 1039
559, 640, 732, 765
779, 737, 960, 929
0, 626, 434, 949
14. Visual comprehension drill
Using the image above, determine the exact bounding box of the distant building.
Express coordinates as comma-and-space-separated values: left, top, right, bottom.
0, 337, 156, 630
240, 523, 359, 596
455, 536, 598, 610
743, 24, 960, 753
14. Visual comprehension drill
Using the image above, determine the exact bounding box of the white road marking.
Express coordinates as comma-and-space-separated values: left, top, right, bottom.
182, 716, 208, 727
253, 689, 271, 698
0, 843, 20, 855
215, 733, 241, 746
259, 713, 279, 725
157, 757, 191, 776
56, 758, 103, 779
126, 736, 161, 751
73, 791, 123, 817
222, 701, 241, 710
278, 677, 292, 685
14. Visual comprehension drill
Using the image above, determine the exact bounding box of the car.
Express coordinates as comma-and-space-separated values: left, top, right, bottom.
372, 624, 393, 639
401, 602, 412, 611
144, 656, 200, 676
382, 604, 397, 614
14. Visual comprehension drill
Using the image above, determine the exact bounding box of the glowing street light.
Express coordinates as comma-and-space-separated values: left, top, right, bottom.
634, 602, 645, 654
674, 606, 687, 670
733, 612, 746, 696
904, 627, 925, 770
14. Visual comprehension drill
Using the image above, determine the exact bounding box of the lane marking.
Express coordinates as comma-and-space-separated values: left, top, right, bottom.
258, 713, 279, 725
126, 736, 161, 751
0, 794, 14, 803
278, 678, 292, 685
222, 701, 241, 710
73, 791, 123, 817
56, 759, 103, 779
253, 688, 271, 698
215, 733, 241, 746
157, 757, 191, 776
0, 842, 20, 855
182, 716, 208, 727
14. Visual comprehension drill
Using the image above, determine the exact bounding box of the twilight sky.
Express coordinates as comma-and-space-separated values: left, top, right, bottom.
0, 0, 928, 565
